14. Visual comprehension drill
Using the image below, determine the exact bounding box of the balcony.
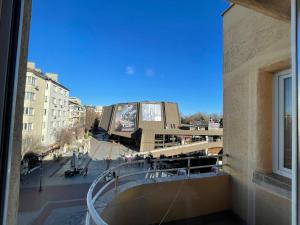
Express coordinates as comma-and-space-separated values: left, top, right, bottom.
85, 155, 242, 225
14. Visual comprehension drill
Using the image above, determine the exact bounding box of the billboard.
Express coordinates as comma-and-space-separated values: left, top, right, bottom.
142, 103, 162, 121
114, 104, 137, 132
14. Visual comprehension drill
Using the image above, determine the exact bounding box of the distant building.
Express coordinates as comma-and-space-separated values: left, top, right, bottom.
100, 101, 222, 152
69, 97, 86, 127
22, 62, 70, 153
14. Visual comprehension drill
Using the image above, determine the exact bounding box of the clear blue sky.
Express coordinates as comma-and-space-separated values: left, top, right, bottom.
28, 0, 229, 115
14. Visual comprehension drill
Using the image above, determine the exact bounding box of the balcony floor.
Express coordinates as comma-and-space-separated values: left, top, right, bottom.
157, 211, 245, 225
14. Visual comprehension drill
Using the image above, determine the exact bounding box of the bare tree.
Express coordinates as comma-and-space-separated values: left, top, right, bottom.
55, 128, 74, 147
181, 112, 222, 124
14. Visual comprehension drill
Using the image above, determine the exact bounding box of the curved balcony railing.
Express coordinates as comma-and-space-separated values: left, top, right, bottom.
85, 154, 227, 225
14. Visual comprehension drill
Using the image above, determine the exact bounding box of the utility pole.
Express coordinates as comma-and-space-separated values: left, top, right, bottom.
39, 154, 43, 192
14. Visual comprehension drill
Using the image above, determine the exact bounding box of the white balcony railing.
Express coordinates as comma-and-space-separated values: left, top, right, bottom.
85, 154, 227, 225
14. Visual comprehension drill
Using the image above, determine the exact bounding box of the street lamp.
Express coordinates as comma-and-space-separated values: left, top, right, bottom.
39, 154, 43, 192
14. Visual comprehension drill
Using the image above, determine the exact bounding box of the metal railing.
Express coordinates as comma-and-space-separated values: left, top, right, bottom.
85, 154, 227, 225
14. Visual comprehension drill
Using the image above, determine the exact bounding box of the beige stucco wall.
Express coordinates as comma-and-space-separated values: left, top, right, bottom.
101, 175, 231, 225
223, 4, 290, 225
22, 71, 46, 153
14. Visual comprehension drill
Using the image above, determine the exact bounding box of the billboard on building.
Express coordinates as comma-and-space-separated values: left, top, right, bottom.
142, 103, 162, 121
114, 104, 137, 132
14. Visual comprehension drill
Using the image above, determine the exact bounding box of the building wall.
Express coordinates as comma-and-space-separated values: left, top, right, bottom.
42, 78, 69, 145
223, 5, 290, 225
101, 175, 231, 225
22, 70, 45, 154
164, 102, 181, 129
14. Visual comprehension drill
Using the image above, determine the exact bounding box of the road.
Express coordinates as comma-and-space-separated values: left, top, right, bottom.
18, 136, 132, 225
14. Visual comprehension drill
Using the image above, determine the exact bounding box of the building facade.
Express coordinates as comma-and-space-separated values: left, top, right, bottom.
22, 62, 70, 151
22, 62, 46, 155
42, 73, 69, 145
223, 3, 291, 225
69, 97, 86, 127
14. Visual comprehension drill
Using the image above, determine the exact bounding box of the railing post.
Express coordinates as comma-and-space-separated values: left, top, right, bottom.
188, 158, 191, 178
216, 157, 219, 174
154, 161, 157, 182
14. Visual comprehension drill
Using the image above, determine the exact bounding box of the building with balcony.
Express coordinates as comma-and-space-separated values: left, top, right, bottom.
22, 62, 70, 151
69, 97, 86, 127
85, 1, 293, 225
22, 62, 46, 156
42, 72, 69, 145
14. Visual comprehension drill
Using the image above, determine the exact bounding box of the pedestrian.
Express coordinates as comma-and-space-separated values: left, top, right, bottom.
83, 166, 88, 176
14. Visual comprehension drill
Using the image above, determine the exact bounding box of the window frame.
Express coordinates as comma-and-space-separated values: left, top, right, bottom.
273, 69, 292, 178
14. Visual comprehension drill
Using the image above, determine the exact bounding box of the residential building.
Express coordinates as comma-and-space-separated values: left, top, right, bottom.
223, 3, 291, 225
42, 72, 70, 145
22, 62, 70, 150
69, 97, 86, 127
22, 62, 46, 156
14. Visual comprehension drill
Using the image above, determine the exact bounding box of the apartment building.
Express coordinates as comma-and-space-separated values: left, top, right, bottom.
22, 62, 70, 151
22, 62, 46, 156
42, 73, 69, 145
69, 97, 86, 127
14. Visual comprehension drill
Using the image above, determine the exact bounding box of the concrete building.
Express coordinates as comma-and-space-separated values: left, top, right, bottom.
69, 97, 86, 127
42, 72, 69, 145
22, 62, 70, 149
100, 101, 223, 152
22, 62, 46, 156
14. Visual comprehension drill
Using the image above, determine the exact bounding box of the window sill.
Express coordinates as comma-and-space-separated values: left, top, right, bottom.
252, 170, 291, 200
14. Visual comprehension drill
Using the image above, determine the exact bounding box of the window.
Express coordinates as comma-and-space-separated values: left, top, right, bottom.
45, 96, 48, 102
23, 123, 33, 131
52, 97, 56, 104
24, 92, 35, 101
273, 70, 292, 177
52, 109, 56, 116
23, 107, 34, 116
44, 109, 47, 115
26, 76, 36, 86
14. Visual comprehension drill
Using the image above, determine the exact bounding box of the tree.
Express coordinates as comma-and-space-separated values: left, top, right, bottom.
55, 128, 73, 147
181, 112, 222, 124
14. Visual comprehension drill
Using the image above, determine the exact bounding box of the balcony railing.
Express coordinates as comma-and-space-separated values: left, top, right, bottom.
85, 154, 227, 225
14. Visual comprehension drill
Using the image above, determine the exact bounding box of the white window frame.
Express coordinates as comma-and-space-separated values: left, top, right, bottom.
273, 69, 292, 178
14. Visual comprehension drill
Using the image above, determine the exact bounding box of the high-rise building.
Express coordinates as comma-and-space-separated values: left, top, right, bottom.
42, 73, 69, 145
22, 62, 70, 154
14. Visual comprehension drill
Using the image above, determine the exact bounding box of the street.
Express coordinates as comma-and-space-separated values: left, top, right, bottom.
18, 136, 133, 225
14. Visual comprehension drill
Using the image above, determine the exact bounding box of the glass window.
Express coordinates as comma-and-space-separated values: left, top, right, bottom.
273, 71, 292, 177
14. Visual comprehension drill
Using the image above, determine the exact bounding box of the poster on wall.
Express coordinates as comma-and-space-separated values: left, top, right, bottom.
114, 104, 137, 132
142, 103, 162, 121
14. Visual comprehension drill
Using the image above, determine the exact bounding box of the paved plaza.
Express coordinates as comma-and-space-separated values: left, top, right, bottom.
18, 135, 135, 225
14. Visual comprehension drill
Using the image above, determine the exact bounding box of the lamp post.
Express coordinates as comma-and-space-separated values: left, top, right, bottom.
39, 154, 43, 192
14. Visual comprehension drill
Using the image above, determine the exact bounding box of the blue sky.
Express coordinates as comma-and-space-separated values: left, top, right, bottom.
28, 0, 229, 115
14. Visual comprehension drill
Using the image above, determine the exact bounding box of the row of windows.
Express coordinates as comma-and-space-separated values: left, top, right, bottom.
44, 109, 68, 117
50, 121, 66, 128
46, 83, 68, 96
24, 92, 36, 101
23, 123, 33, 131
51, 97, 67, 106
26, 76, 37, 86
